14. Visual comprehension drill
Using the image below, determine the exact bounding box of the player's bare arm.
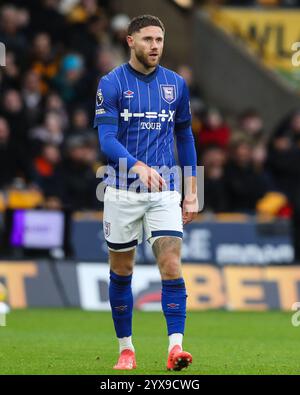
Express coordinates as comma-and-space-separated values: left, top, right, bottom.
182, 175, 199, 225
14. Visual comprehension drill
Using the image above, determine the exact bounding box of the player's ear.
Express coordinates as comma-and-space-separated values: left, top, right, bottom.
127, 35, 134, 48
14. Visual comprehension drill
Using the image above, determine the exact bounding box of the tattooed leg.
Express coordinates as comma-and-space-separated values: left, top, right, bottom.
152, 237, 182, 280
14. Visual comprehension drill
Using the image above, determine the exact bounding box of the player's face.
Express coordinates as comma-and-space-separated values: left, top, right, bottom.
127, 26, 164, 69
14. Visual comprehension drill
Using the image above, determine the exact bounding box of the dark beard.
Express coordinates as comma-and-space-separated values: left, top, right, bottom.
135, 49, 160, 70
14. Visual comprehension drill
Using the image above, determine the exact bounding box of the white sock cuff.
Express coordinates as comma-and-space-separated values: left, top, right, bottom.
118, 336, 135, 353
168, 333, 183, 353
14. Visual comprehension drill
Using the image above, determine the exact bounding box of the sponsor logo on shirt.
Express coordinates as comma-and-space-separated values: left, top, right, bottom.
96, 108, 106, 115
120, 109, 175, 122
120, 109, 175, 131
124, 90, 134, 99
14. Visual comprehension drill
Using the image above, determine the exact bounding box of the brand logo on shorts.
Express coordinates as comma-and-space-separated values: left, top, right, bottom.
104, 221, 111, 237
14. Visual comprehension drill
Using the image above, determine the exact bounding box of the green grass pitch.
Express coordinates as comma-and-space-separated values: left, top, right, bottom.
0, 309, 300, 375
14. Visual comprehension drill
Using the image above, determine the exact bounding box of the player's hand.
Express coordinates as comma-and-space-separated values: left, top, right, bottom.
132, 161, 167, 192
182, 194, 199, 225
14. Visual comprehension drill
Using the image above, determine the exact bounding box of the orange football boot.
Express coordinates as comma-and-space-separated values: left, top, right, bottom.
167, 345, 192, 371
113, 349, 137, 370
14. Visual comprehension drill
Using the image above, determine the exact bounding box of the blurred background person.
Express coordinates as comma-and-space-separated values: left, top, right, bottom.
198, 108, 231, 151
29, 110, 65, 156
224, 137, 273, 213
29, 32, 59, 95
202, 145, 229, 212
32, 142, 64, 206
61, 134, 101, 210
1, 88, 29, 148
0, 117, 32, 190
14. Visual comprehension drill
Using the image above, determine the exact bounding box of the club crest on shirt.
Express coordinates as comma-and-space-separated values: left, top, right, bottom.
104, 221, 111, 237
96, 89, 104, 106
160, 84, 176, 104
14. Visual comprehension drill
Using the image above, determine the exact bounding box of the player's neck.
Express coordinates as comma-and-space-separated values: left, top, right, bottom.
128, 58, 157, 76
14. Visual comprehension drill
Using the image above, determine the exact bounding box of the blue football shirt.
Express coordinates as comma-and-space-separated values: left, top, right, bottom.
94, 63, 192, 191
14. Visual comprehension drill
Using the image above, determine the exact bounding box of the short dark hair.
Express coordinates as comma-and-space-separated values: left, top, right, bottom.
127, 15, 165, 36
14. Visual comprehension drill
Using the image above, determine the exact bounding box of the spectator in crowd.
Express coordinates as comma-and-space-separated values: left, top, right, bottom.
67, 0, 103, 24
95, 47, 120, 75
198, 108, 231, 151
110, 14, 131, 64
1, 51, 21, 90
0, 116, 32, 189
268, 109, 300, 198
0, 4, 27, 65
68, 107, 91, 135
1, 88, 29, 147
45, 92, 69, 131
29, 110, 65, 156
29, 32, 59, 95
235, 109, 265, 145
202, 145, 229, 212
21, 70, 44, 127
61, 134, 100, 210
86, 48, 119, 105
53, 53, 89, 107
252, 142, 268, 172
28, 0, 67, 44
224, 137, 272, 212
233, 109, 268, 174
177, 64, 203, 102
67, 14, 109, 66
33, 142, 64, 205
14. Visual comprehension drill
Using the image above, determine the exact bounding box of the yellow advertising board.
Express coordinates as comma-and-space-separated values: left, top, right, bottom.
212, 8, 300, 87
0, 262, 299, 311
183, 264, 300, 311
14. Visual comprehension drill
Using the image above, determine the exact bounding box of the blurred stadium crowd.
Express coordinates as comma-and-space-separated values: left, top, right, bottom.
0, 0, 300, 220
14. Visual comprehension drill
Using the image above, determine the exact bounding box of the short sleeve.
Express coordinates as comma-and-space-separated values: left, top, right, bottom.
175, 79, 192, 131
93, 76, 119, 128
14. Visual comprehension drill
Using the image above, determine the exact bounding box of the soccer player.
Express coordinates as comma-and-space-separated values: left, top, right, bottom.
94, 15, 198, 371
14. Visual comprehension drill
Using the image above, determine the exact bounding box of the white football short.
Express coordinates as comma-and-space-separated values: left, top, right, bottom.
103, 186, 183, 251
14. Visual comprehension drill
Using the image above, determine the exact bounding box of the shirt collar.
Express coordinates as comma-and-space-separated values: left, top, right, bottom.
125, 62, 159, 83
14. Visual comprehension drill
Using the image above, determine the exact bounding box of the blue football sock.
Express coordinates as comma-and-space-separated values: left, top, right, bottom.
109, 270, 133, 338
161, 278, 187, 336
